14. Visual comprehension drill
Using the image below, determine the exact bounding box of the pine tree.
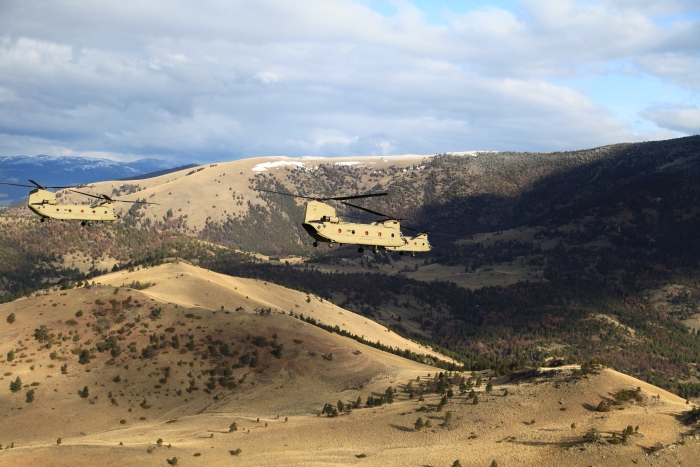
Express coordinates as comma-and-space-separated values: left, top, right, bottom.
229, 422, 238, 432
79, 386, 89, 398
414, 417, 424, 431
10, 376, 22, 392
473, 394, 479, 405
6, 313, 15, 324
486, 381, 493, 393
26, 389, 35, 403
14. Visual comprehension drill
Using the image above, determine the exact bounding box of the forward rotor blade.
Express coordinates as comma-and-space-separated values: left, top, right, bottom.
255, 188, 388, 202
340, 201, 392, 218
253, 188, 319, 200
113, 199, 159, 205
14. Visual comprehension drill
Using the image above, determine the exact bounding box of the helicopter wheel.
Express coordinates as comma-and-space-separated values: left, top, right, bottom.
399, 251, 404, 256
40, 218, 45, 223
80, 221, 86, 227
329, 243, 334, 248
411, 252, 416, 257
372, 248, 379, 254
313, 242, 318, 247
357, 247, 364, 253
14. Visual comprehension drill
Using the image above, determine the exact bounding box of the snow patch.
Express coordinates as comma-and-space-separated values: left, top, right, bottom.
252, 161, 306, 172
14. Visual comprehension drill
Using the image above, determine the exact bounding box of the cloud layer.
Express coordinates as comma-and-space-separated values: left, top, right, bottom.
0, 0, 698, 163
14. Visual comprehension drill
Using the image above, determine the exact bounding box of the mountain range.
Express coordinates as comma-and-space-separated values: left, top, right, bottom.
0, 155, 181, 205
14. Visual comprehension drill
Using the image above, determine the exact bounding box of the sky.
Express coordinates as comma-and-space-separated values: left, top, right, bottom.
0, 0, 698, 164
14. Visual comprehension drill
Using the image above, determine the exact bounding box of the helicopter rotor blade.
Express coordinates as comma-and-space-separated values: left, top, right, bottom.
328, 192, 388, 201
255, 188, 388, 202
340, 201, 393, 218
68, 189, 106, 200
253, 188, 319, 200
28, 180, 92, 189
0, 182, 36, 188
113, 199, 159, 205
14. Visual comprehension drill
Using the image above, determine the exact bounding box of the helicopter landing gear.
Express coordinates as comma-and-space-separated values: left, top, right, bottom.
313, 242, 318, 247
80, 221, 86, 227
329, 242, 335, 248
411, 252, 416, 257
372, 248, 379, 254
399, 251, 404, 256
357, 247, 364, 253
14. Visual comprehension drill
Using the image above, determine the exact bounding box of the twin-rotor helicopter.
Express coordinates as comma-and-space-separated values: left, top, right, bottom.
0, 180, 157, 227
1, 179, 447, 256
255, 188, 437, 256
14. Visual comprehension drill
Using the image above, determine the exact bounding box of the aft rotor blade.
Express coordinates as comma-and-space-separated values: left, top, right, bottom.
340, 201, 392, 218
28, 179, 76, 189
0, 182, 36, 188
328, 192, 387, 201
69, 189, 106, 200
29, 179, 90, 189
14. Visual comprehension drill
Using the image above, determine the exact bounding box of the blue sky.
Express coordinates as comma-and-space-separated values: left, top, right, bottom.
0, 0, 698, 164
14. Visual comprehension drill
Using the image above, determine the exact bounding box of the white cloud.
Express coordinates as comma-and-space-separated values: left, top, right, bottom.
254, 72, 285, 84
642, 104, 700, 134
0, 0, 697, 163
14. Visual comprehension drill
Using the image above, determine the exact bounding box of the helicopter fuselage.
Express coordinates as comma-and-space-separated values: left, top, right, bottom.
27, 188, 120, 222
302, 200, 431, 252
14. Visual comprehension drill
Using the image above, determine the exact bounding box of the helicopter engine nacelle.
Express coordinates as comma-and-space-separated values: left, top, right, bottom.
304, 200, 337, 224
28, 188, 57, 206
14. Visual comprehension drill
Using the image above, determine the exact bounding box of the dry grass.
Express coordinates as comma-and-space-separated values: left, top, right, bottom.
0, 263, 698, 466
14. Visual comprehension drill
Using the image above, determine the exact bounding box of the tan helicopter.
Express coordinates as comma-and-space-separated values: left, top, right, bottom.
0, 180, 157, 226
255, 189, 432, 255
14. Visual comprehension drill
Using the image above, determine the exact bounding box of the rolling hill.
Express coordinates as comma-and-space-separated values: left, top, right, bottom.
1, 262, 699, 466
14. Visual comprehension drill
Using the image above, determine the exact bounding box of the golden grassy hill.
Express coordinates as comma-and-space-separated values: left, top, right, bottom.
60, 155, 429, 236
0, 263, 698, 466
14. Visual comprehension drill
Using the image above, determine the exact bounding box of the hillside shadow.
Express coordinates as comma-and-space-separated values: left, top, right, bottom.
413, 135, 700, 241
582, 402, 600, 412
513, 438, 585, 448
389, 424, 414, 432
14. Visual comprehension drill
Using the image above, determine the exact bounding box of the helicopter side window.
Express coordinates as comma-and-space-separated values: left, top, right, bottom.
378, 232, 382, 237
338, 229, 342, 233
391, 233, 394, 237
351, 230, 355, 234
364, 231, 369, 236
